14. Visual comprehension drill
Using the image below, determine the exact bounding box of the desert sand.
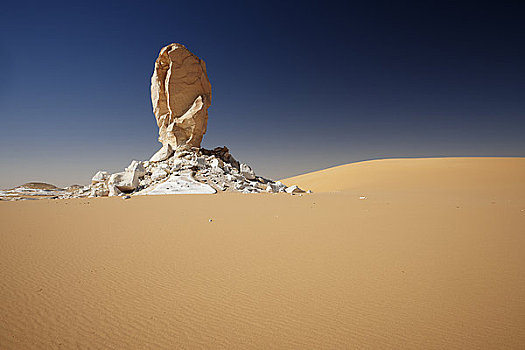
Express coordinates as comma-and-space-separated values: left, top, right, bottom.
1, 157, 524, 349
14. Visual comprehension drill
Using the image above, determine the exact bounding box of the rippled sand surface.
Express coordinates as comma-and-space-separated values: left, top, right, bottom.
1, 158, 524, 349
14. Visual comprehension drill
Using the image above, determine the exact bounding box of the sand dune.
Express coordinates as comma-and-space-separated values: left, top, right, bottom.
283, 157, 525, 194
1, 158, 524, 349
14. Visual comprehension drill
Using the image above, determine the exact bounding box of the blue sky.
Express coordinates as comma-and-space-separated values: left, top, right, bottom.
1, 0, 524, 188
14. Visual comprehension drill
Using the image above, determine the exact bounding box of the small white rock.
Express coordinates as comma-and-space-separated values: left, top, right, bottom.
108, 184, 122, 197
285, 185, 305, 194
240, 163, 256, 180
210, 158, 223, 168
91, 171, 109, 184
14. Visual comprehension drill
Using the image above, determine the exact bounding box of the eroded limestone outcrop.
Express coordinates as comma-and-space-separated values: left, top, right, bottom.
73, 43, 306, 198
151, 43, 212, 150
1, 43, 308, 201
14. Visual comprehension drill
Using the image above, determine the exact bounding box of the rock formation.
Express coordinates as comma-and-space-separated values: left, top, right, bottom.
65, 145, 303, 198
2, 43, 307, 201
151, 43, 212, 150
0, 183, 68, 201
76, 43, 305, 198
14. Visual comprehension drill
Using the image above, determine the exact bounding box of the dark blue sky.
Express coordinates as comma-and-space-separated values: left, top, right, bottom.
1, 0, 524, 188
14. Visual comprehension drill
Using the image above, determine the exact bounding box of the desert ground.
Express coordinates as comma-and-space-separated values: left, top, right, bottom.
1, 157, 524, 349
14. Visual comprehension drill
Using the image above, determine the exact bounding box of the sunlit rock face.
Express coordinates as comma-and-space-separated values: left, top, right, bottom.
151, 43, 212, 149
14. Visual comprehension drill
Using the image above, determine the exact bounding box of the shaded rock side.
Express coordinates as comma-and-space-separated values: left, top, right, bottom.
151, 43, 212, 149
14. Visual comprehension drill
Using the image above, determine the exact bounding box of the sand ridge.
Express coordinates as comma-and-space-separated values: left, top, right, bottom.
283, 157, 525, 194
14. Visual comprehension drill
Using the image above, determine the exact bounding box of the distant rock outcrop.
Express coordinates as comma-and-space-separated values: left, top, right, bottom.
0, 182, 67, 200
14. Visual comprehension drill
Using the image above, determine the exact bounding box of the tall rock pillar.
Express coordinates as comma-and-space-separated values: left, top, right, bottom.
151, 43, 212, 149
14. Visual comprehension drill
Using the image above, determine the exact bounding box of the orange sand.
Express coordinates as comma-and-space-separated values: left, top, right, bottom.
1, 157, 524, 349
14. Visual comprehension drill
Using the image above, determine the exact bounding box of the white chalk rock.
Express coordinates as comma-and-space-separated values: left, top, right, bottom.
285, 185, 305, 194
171, 159, 183, 171
106, 160, 147, 192
266, 181, 287, 193
276, 181, 287, 192
108, 183, 122, 197
240, 163, 256, 180
137, 173, 216, 195
126, 160, 146, 177
210, 158, 223, 169
150, 144, 174, 162
91, 171, 109, 184
108, 172, 136, 192
90, 183, 109, 197
139, 177, 152, 187
108, 161, 145, 192
151, 168, 169, 181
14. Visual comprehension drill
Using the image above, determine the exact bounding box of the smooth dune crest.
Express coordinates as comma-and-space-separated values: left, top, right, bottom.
283, 157, 525, 193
